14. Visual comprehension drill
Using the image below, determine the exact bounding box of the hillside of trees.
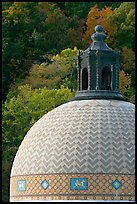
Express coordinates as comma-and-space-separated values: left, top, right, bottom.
2, 2, 135, 202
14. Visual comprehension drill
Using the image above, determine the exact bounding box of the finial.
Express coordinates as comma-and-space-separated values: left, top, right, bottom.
91, 25, 106, 42
95, 25, 103, 33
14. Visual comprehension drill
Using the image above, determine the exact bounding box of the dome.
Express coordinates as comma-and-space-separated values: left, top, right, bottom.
10, 25, 135, 202
10, 99, 135, 202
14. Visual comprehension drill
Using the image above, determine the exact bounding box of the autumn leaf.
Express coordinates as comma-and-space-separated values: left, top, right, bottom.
83, 5, 116, 47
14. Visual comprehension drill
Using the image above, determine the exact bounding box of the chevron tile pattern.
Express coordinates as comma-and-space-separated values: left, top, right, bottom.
11, 100, 135, 176
10, 99, 135, 201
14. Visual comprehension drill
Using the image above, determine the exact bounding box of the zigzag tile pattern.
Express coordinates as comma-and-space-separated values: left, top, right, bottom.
11, 100, 135, 177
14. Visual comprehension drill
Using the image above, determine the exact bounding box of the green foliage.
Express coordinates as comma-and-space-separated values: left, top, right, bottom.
2, 2, 39, 100
2, 2, 135, 201
109, 2, 135, 50
121, 47, 135, 89
63, 2, 96, 18
126, 87, 135, 104
121, 47, 135, 75
39, 2, 85, 53
2, 85, 75, 161
2, 2, 85, 100
24, 47, 78, 90
96, 2, 122, 10
3, 2, 134, 101
62, 2, 121, 18
2, 2, 13, 10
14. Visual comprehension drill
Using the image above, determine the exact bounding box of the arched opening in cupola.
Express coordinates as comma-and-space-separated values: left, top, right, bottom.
101, 67, 111, 90
82, 68, 88, 90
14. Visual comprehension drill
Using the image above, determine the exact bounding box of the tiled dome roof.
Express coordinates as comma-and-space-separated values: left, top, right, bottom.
10, 99, 135, 202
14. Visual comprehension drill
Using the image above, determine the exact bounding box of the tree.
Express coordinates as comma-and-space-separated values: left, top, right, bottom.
121, 47, 135, 74
2, 2, 39, 100
119, 70, 131, 96
39, 2, 85, 53
61, 2, 121, 19
24, 47, 78, 90
2, 2, 13, 10
108, 2, 135, 50
83, 5, 116, 47
96, 2, 122, 10
63, 2, 96, 18
2, 2, 85, 100
126, 87, 135, 104
121, 47, 135, 88
120, 47, 135, 103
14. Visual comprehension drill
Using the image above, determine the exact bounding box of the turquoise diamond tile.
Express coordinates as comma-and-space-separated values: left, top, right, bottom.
111, 179, 122, 190
17, 180, 26, 192
41, 180, 49, 190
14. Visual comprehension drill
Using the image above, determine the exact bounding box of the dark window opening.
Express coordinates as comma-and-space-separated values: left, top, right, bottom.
101, 67, 111, 90
82, 68, 88, 90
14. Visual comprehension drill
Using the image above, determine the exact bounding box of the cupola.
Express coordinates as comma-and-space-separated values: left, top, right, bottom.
74, 25, 125, 101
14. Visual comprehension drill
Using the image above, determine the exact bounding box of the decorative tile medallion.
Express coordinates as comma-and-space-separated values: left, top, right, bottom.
41, 180, 49, 190
70, 178, 88, 190
111, 179, 122, 190
17, 180, 26, 192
